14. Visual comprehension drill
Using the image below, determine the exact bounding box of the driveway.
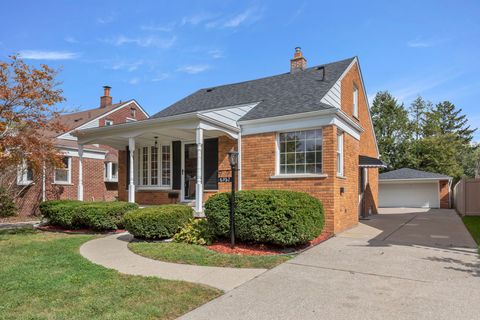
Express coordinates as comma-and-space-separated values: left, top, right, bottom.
180, 208, 480, 320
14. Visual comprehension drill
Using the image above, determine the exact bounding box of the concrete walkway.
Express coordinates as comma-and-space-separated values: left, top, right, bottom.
180, 209, 480, 320
80, 233, 266, 291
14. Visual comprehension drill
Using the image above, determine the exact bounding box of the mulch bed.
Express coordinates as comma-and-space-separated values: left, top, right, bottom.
36, 225, 126, 235
207, 231, 332, 256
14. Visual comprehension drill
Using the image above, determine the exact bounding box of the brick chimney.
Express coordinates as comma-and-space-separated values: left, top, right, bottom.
100, 86, 112, 108
290, 47, 307, 73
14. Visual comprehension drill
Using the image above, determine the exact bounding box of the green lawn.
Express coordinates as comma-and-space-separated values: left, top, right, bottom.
463, 216, 480, 248
0, 228, 221, 320
128, 241, 294, 269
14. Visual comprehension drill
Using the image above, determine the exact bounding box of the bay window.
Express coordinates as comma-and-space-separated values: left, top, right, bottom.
278, 129, 323, 175
137, 144, 171, 188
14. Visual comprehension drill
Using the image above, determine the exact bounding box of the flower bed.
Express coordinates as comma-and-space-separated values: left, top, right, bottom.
37, 225, 127, 235
207, 230, 332, 256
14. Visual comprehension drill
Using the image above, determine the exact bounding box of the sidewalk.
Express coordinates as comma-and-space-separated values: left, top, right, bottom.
79, 232, 267, 291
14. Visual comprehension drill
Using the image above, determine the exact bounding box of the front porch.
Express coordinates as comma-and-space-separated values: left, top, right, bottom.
74, 112, 244, 213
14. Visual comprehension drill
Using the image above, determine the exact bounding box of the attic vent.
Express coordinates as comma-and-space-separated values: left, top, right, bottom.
206, 88, 215, 92
316, 66, 325, 81
74, 118, 82, 122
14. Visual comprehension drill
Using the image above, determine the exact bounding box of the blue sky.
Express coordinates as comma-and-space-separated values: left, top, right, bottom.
1, 0, 479, 140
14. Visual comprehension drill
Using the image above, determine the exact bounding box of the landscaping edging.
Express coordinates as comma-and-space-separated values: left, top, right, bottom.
36, 225, 127, 235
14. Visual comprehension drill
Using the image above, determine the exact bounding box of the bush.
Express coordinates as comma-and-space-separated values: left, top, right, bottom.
39, 200, 138, 230
0, 187, 16, 217
124, 205, 193, 240
173, 218, 214, 245
74, 202, 138, 230
205, 190, 324, 246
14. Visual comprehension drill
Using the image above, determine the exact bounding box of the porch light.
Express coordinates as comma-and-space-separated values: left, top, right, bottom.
154, 136, 158, 148
228, 151, 239, 167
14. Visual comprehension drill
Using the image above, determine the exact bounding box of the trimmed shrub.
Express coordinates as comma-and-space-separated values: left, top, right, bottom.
39, 200, 138, 230
124, 205, 193, 240
0, 187, 16, 217
205, 190, 324, 246
173, 218, 214, 245
39, 200, 82, 228
74, 202, 138, 230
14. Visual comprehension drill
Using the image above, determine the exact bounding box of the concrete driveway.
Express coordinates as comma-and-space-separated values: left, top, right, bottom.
180, 208, 480, 320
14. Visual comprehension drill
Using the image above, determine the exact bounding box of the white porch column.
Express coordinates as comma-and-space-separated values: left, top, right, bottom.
195, 127, 204, 213
77, 144, 84, 201
128, 137, 136, 203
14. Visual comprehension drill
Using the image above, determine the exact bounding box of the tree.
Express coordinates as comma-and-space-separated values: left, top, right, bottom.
370, 91, 411, 170
0, 55, 65, 172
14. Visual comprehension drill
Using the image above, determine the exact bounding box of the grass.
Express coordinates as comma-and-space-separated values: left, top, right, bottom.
128, 241, 294, 269
463, 216, 480, 248
0, 228, 221, 320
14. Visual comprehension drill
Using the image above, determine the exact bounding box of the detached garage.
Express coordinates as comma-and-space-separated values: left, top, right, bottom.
379, 168, 452, 209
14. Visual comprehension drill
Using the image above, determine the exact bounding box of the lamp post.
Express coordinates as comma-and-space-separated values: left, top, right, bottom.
228, 151, 238, 248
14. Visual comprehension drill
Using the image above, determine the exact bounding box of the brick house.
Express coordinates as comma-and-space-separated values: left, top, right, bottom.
15, 87, 149, 216
75, 48, 384, 234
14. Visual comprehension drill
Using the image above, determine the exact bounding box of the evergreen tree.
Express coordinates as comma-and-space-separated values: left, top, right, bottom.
370, 91, 411, 170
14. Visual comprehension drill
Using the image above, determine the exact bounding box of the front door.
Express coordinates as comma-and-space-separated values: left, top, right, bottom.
183, 143, 197, 201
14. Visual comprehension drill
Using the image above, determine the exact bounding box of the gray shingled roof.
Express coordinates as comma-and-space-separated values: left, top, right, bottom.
380, 168, 451, 180
359, 155, 387, 168
152, 57, 355, 121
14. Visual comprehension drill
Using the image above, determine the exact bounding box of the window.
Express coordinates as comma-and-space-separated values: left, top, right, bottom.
130, 108, 136, 117
162, 145, 171, 185
137, 144, 171, 188
278, 129, 322, 175
104, 162, 118, 182
54, 157, 71, 184
337, 132, 344, 176
353, 85, 359, 118
105, 120, 113, 126
17, 160, 33, 185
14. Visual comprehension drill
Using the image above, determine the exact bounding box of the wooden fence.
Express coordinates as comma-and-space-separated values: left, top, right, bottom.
453, 178, 480, 215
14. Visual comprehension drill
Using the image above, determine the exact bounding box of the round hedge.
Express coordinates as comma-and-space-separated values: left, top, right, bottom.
205, 190, 324, 246
124, 205, 193, 239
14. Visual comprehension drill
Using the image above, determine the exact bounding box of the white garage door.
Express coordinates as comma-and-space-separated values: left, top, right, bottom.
379, 182, 439, 208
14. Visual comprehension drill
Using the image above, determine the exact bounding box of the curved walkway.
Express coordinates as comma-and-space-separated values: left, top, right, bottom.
80, 233, 267, 291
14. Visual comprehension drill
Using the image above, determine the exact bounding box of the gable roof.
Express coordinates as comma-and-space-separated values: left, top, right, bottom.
153, 57, 355, 121
380, 168, 451, 180
58, 102, 125, 131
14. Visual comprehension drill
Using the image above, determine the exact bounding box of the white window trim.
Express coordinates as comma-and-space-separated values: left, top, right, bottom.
125, 117, 137, 123
53, 157, 72, 185
17, 160, 33, 185
104, 161, 118, 182
353, 85, 359, 118
105, 120, 114, 126
337, 132, 344, 177
273, 127, 326, 178
136, 142, 172, 190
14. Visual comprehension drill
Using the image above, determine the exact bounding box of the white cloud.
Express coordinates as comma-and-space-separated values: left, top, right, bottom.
129, 77, 140, 85
205, 6, 263, 29
209, 49, 224, 59
110, 60, 143, 72
106, 35, 176, 48
141, 23, 175, 32
181, 13, 217, 26
64, 36, 79, 44
177, 64, 210, 74
97, 14, 116, 24
407, 37, 448, 48
19, 50, 80, 60
152, 73, 169, 82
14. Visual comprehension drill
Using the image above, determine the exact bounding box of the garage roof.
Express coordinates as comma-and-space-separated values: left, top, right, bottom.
380, 168, 451, 180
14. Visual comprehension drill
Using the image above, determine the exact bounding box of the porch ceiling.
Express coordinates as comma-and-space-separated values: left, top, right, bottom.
74, 115, 238, 149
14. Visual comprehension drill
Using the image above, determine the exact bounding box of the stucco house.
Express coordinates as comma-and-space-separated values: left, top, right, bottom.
15, 87, 149, 215
75, 48, 384, 234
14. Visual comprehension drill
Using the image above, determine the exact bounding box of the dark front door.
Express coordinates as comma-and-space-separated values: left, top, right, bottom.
184, 143, 197, 200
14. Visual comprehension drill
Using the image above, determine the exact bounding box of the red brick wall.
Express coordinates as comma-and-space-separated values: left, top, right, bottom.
439, 180, 450, 209
340, 61, 379, 217
241, 127, 337, 233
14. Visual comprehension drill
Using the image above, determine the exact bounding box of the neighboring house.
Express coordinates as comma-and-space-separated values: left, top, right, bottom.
379, 168, 452, 209
15, 87, 149, 216
75, 48, 384, 234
